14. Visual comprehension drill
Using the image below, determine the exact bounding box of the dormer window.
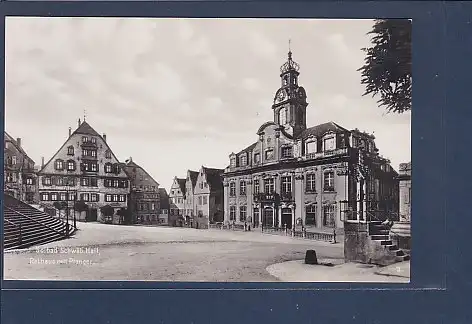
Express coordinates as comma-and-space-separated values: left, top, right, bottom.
230, 157, 236, 168
254, 153, 260, 164
265, 149, 274, 160
67, 146, 74, 155
306, 139, 317, 154
240, 154, 247, 166
323, 135, 336, 151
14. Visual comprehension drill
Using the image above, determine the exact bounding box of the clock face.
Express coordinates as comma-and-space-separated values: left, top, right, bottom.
277, 90, 286, 102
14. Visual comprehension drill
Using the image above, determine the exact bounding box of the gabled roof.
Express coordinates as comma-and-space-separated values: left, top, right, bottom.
72, 121, 101, 137
297, 122, 349, 139
202, 166, 224, 191
188, 170, 199, 188
237, 142, 258, 156
159, 188, 170, 209
123, 158, 160, 187
177, 178, 186, 195
4, 131, 28, 157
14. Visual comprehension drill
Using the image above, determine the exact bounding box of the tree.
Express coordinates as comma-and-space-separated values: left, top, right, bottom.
358, 19, 412, 113
53, 201, 67, 211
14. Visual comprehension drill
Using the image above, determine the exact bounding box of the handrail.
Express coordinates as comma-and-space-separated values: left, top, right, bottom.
4, 218, 20, 228
5, 206, 66, 237
365, 210, 401, 237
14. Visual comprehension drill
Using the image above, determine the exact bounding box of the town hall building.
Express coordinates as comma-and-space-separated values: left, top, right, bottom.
222, 50, 399, 234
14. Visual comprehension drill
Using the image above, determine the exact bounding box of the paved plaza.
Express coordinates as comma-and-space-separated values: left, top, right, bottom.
4, 222, 344, 281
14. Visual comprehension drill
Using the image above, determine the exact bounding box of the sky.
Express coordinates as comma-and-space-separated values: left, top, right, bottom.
5, 17, 411, 191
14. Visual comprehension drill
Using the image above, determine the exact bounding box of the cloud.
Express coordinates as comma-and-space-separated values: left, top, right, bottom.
242, 77, 261, 92
249, 32, 277, 59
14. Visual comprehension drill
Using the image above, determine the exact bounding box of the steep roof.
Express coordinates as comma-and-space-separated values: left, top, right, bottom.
159, 188, 170, 210
203, 167, 224, 191
297, 121, 349, 139
4, 131, 29, 157
123, 158, 160, 187
188, 170, 199, 188
236, 142, 258, 155
72, 121, 101, 137
177, 178, 186, 195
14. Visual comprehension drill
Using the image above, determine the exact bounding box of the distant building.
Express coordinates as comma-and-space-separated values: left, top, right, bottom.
222, 50, 399, 233
169, 176, 186, 226
398, 162, 411, 222
158, 188, 170, 225
193, 166, 224, 228
122, 157, 160, 224
37, 119, 130, 224
4, 132, 38, 203
182, 170, 199, 226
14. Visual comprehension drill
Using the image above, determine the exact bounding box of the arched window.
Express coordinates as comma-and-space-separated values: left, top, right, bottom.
279, 108, 287, 125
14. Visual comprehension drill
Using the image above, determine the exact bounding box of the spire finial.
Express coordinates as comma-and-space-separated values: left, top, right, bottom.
288, 39, 292, 60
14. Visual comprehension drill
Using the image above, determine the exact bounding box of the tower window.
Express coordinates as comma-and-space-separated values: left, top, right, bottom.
279, 108, 287, 125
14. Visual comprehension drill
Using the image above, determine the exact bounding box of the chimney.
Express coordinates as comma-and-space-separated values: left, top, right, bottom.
41, 157, 45, 168
103, 134, 107, 142
16, 138, 21, 147
129, 156, 133, 163
69, 127, 72, 137
78, 118, 81, 128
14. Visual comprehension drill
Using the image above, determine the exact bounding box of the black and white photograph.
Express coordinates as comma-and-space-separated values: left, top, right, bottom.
3, 17, 411, 282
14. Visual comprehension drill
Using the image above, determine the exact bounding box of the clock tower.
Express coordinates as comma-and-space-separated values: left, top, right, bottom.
272, 46, 308, 137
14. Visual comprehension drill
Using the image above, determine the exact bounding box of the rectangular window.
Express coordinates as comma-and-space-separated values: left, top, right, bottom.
230, 158, 236, 167
51, 193, 58, 201
229, 206, 236, 221
151, 203, 155, 210
119, 195, 126, 202
264, 178, 274, 194
229, 182, 236, 197
113, 180, 119, 187
240, 180, 247, 195
323, 137, 335, 151
91, 150, 97, 157
26, 178, 33, 185
254, 153, 260, 164
67, 161, 75, 171
306, 174, 316, 192
91, 194, 99, 202
203, 196, 207, 205
105, 194, 112, 202
56, 177, 64, 186
240, 154, 247, 166
44, 177, 52, 186
324, 171, 335, 191
306, 205, 317, 226
199, 196, 203, 205
12, 156, 17, 165
82, 136, 88, 143
281, 146, 293, 158
113, 194, 118, 202
281, 176, 292, 193
60, 193, 67, 201
91, 137, 96, 144
254, 208, 260, 225
306, 141, 317, 154
91, 163, 98, 172
239, 206, 247, 222
68, 192, 76, 201
81, 193, 90, 202
41, 193, 49, 201
55, 160, 64, 170
323, 205, 336, 227
254, 180, 260, 194
265, 149, 274, 160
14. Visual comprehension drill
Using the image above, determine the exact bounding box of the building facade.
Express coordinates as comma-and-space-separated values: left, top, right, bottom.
222, 50, 399, 234
169, 177, 186, 226
183, 170, 199, 226
4, 132, 38, 203
37, 119, 130, 224
158, 188, 170, 225
122, 157, 160, 224
193, 166, 224, 228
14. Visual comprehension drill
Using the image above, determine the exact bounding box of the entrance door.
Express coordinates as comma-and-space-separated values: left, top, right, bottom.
263, 208, 274, 227
89, 208, 98, 222
281, 208, 292, 229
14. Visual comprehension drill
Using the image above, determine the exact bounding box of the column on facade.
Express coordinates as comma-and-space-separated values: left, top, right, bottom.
294, 170, 304, 228
362, 180, 367, 221
356, 178, 361, 221
247, 178, 254, 226
223, 181, 229, 223
274, 130, 280, 162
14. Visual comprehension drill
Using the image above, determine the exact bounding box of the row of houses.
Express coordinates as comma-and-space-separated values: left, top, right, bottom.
168, 167, 224, 228
4, 120, 170, 225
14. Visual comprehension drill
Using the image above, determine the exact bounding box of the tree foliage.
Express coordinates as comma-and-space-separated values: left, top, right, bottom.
74, 200, 88, 213
358, 19, 412, 113
53, 201, 67, 210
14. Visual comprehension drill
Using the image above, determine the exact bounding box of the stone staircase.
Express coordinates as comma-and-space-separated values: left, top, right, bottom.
368, 220, 410, 264
3, 194, 76, 250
